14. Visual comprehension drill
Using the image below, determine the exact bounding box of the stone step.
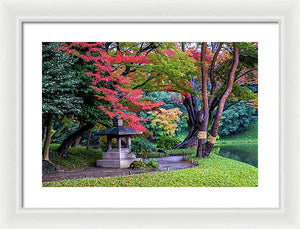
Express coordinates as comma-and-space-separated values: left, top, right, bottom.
107, 148, 130, 153
102, 152, 136, 160
97, 158, 141, 168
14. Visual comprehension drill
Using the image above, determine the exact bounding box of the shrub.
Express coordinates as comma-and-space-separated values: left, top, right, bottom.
146, 159, 159, 169
156, 136, 181, 150
129, 160, 147, 169
48, 144, 102, 170
131, 137, 152, 158
218, 102, 257, 136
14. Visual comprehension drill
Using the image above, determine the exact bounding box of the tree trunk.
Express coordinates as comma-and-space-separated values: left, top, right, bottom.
42, 114, 53, 161
86, 129, 92, 150
209, 43, 239, 138
42, 126, 47, 145
196, 43, 210, 158
175, 127, 199, 149
56, 123, 94, 157
175, 95, 200, 149
51, 125, 68, 143
72, 136, 82, 147
176, 43, 239, 157
199, 43, 240, 157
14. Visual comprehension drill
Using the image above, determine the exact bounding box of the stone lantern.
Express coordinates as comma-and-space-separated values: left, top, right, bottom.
95, 117, 142, 168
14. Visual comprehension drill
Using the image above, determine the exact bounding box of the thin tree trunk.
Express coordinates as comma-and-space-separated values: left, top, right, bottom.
210, 43, 240, 138
208, 42, 222, 106
42, 126, 47, 145
56, 123, 94, 157
86, 129, 92, 150
197, 42, 210, 157
175, 96, 200, 149
205, 43, 240, 156
42, 114, 53, 161
72, 136, 82, 147
175, 42, 239, 156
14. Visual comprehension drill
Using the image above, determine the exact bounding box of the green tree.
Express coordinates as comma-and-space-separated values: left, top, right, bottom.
42, 42, 82, 161
132, 42, 258, 157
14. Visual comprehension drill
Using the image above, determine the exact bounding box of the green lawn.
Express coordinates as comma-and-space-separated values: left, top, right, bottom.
44, 124, 258, 187
217, 124, 258, 144
49, 144, 102, 170
43, 149, 258, 187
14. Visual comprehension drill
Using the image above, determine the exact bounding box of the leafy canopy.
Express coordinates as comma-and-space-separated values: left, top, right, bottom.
42, 42, 83, 115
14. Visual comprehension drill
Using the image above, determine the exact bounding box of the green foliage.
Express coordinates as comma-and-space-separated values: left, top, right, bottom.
138, 43, 196, 94
75, 67, 110, 124
145, 158, 159, 169
144, 91, 186, 111
43, 149, 258, 187
218, 123, 258, 143
131, 138, 152, 157
129, 160, 147, 169
156, 136, 181, 150
51, 116, 79, 144
43, 42, 110, 125
49, 144, 102, 170
129, 159, 158, 170
218, 102, 257, 136
99, 138, 117, 152
42, 42, 82, 115
231, 83, 257, 102
237, 42, 258, 69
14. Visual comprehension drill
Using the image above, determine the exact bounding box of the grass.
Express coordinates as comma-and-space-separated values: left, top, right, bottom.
43, 124, 258, 187
217, 124, 258, 144
43, 149, 258, 187
49, 144, 102, 170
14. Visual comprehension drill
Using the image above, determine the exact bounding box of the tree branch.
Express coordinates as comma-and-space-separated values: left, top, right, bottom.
210, 43, 240, 137
208, 42, 222, 106
132, 76, 155, 89
235, 69, 254, 82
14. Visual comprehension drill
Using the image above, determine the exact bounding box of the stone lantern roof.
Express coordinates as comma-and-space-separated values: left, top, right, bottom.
95, 117, 142, 136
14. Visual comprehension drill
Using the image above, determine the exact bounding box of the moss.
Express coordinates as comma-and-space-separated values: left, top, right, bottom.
43, 149, 257, 187
49, 144, 102, 170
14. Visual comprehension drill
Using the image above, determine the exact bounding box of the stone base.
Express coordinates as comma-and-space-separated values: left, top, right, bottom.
97, 148, 141, 168
97, 158, 140, 168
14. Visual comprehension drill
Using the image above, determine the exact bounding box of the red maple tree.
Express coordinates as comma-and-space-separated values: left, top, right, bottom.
59, 42, 163, 131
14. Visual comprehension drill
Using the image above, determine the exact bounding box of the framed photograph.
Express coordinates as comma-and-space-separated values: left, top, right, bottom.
0, 0, 299, 228
24, 22, 272, 208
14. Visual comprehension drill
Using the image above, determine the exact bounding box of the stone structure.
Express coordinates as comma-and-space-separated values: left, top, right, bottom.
95, 117, 142, 168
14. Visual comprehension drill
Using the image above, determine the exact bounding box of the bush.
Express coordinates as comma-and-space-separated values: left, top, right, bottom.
218, 102, 257, 136
129, 160, 147, 169
156, 136, 181, 150
131, 137, 152, 158
146, 159, 159, 169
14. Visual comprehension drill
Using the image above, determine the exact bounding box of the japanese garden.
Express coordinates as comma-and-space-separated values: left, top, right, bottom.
42, 42, 258, 187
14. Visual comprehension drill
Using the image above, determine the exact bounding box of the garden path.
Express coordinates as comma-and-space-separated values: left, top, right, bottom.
42, 156, 194, 182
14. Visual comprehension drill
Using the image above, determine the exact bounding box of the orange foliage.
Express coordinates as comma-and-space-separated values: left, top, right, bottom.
151, 108, 183, 136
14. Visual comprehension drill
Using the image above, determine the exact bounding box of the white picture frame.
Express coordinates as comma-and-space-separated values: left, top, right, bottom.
0, 0, 298, 228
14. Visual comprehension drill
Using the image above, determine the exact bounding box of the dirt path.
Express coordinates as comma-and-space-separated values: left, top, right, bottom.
42, 156, 194, 182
